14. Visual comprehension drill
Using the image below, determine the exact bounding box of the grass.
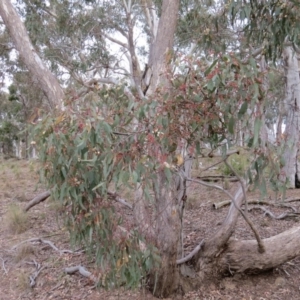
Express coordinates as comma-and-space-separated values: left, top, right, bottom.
16, 271, 30, 291
14, 243, 35, 262
6, 204, 29, 234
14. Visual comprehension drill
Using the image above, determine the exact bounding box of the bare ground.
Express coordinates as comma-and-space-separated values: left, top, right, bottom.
1, 158, 300, 299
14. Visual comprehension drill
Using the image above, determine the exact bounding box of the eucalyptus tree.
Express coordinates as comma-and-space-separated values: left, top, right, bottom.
1, 0, 300, 298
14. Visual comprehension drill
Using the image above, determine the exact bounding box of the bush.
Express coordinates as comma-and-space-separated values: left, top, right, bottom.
35, 87, 161, 288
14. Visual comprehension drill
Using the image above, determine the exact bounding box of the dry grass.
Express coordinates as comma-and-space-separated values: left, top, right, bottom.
6, 204, 29, 234
16, 271, 30, 291
14, 244, 35, 263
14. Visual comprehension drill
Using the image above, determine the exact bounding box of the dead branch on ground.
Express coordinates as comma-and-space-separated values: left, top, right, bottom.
25, 259, 45, 287
213, 199, 272, 209
65, 265, 98, 283
0, 256, 8, 275
12, 238, 84, 255
24, 191, 51, 212
249, 206, 300, 220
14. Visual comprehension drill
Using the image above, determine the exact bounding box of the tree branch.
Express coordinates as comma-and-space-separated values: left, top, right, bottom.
24, 191, 51, 212
176, 240, 204, 265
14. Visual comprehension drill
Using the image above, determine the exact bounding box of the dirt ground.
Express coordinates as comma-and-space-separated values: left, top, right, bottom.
1, 157, 300, 299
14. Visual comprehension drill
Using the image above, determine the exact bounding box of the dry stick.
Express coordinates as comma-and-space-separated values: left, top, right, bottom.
24, 191, 51, 212
249, 206, 300, 220
107, 191, 133, 209
183, 174, 265, 253
65, 265, 98, 283
283, 197, 300, 203
12, 238, 84, 255
0, 256, 8, 275
213, 199, 272, 210
176, 240, 204, 265
25, 259, 46, 288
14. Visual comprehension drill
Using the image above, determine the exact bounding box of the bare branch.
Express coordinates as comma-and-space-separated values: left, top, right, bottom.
249, 206, 300, 220
107, 191, 133, 209
103, 33, 129, 49
176, 240, 204, 265
65, 265, 98, 283
24, 191, 51, 212
12, 238, 84, 255
0, 256, 8, 275
213, 199, 273, 209
25, 259, 45, 288
183, 174, 265, 253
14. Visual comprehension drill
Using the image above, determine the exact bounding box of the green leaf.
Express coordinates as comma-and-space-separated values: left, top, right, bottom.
253, 118, 262, 146
206, 80, 215, 92
204, 59, 218, 76
228, 116, 235, 135
238, 102, 248, 118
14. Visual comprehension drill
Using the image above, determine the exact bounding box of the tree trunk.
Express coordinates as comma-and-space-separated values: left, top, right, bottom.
280, 46, 300, 188
0, 0, 64, 108
145, 0, 180, 95
149, 171, 181, 298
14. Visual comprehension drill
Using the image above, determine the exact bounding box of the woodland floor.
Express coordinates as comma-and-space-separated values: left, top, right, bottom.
1, 157, 300, 299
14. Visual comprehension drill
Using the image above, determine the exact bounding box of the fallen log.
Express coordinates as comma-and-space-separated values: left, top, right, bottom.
218, 226, 300, 273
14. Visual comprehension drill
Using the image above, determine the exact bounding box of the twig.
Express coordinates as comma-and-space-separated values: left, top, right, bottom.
176, 240, 204, 265
12, 238, 84, 255
213, 199, 273, 209
282, 197, 300, 203
107, 192, 133, 209
25, 259, 45, 288
0, 256, 8, 275
249, 206, 300, 220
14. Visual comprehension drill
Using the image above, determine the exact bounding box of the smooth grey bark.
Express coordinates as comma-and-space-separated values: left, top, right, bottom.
196, 183, 245, 276
218, 226, 300, 273
280, 47, 300, 188
145, 0, 180, 95
0, 0, 64, 108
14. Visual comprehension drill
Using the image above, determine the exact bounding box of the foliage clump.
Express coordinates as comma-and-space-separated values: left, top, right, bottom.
35, 54, 273, 287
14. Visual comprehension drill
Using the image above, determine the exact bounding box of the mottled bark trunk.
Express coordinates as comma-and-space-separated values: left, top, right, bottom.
149, 171, 181, 298
0, 0, 64, 108
280, 47, 300, 188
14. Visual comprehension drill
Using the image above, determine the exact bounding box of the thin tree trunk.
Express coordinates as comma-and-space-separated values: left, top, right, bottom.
149, 171, 181, 298
0, 0, 64, 108
196, 183, 246, 276
280, 46, 300, 188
